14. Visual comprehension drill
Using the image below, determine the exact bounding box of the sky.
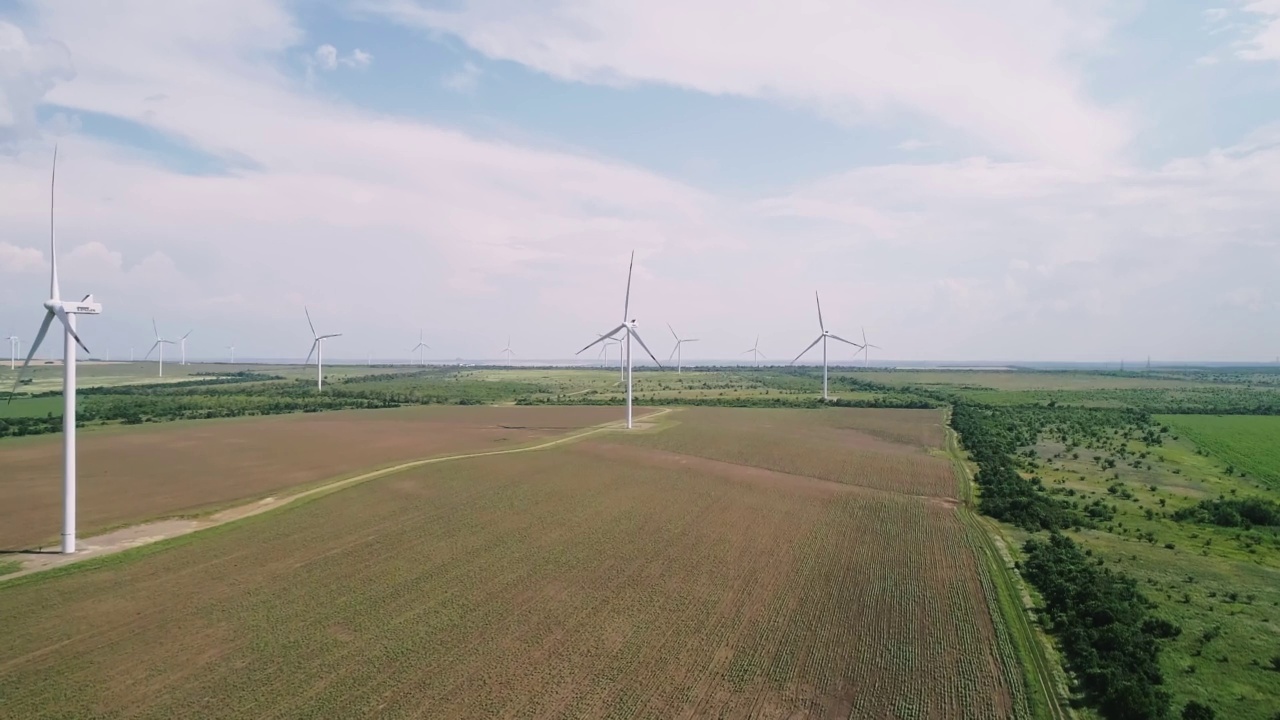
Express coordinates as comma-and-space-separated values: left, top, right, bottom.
1, 0, 1278, 364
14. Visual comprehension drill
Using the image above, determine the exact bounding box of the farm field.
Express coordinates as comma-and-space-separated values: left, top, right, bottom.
834, 369, 1216, 391
618, 406, 959, 499
0, 407, 1029, 719
0, 405, 629, 550
1159, 414, 1280, 488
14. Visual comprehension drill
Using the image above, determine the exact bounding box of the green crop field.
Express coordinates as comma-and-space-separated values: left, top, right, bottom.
0, 407, 1029, 718
1160, 414, 1280, 488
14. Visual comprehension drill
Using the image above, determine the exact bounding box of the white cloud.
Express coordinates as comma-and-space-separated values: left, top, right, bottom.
370, 0, 1131, 169
1238, 0, 1280, 60
310, 43, 374, 73
0, 241, 43, 273
443, 62, 482, 92
0, 21, 74, 146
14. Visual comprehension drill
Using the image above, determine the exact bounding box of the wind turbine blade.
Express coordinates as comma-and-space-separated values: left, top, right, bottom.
668, 343, 678, 362
320, 333, 342, 339
305, 306, 317, 338
667, 322, 678, 342
152, 317, 159, 339
868, 343, 882, 350
630, 329, 663, 368
815, 292, 825, 332
742, 348, 755, 355
828, 333, 863, 348
758, 350, 767, 359
791, 335, 823, 365
576, 324, 627, 355
49, 146, 60, 300
181, 330, 193, 341
305, 339, 318, 365
861, 327, 868, 347
144, 340, 161, 361
53, 307, 89, 353
622, 251, 634, 321
685, 338, 699, 343
8, 311, 55, 401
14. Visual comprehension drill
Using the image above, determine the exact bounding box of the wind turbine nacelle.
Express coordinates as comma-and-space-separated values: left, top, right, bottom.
47, 299, 102, 315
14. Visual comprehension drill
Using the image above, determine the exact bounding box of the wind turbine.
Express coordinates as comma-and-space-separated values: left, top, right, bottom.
743, 335, 766, 367
598, 337, 619, 368
576, 251, 662, 429
410, 330, 430, 366
667, 323, 698, 374
226, 345, 236, 364
791, 292, 862, 401
6, 335, 18, 370
855, 327, 882, 367
304, 307, 341, 391
178, 329, 193, 365
8, 146, 103, 554
144, 319, 175, 377
500, 336, 515, 365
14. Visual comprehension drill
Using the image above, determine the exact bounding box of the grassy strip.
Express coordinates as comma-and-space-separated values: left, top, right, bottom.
944, 416, 1068, 720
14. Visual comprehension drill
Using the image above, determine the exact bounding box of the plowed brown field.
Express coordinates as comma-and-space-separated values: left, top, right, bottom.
0, 406, 1027, 718
0, 405, 630, 549
616, 406, 959, 498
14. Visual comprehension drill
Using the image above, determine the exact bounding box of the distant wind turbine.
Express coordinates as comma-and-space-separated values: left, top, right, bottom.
500, 336, 515, 364
667, 323, 698, 374
791, 292, 862, 401
8, 146, 103, 554
6, 335, 18, 370
855, 327, 882, 367
226, 345, 236, 364
598, 336, 619, 369
178, 329, 193, 365
304, 307, 341, 391
411, 330, 430, 366
576, 251, 662, 429
743, 335, 766, 367
144, 319, 176, 377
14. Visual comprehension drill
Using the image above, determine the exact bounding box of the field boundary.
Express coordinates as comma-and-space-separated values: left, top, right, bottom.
1, 408, 674, 584
943, 412, 1071, 720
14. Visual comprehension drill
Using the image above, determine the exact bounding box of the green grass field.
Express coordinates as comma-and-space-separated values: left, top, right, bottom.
0, 396, 65, 419
1161, 415, 1280, 489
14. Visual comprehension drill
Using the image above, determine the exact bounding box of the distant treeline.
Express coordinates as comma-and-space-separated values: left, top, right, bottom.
1172, 496, 1280, 529
519, 394, 939, 410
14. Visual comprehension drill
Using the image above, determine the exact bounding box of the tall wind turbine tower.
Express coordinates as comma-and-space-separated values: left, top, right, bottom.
743, 335, 766, 367
8, 147, 103, 554
304, 307, 342, 391
144, 319, 175, 377
666, 324, 699, 374
500, 336, 515, 365
576, 251, 663, 428
856, 327, 882, 367
6, 335, 18, 370
410, 330, 430, 366
178, 329, 193, 365
227, 345, 236, 363
791, 292, 862, 400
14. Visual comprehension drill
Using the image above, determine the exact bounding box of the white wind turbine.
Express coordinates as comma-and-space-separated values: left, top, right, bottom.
8, 147, 103, 554
500, 336, 515, 365
304, 307, 341, 391
743, 335, 766, 367
667, 323, 699, 374
226, 345, 236, 363
791, 292, 862, 401
410, 330, 430, 366
178, 329, 193, 365
598, 336, 619, 369
144, 319, 176, 377
855, 327, 882, 367
576, 251, 663, 429
6, 335, 18, 370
